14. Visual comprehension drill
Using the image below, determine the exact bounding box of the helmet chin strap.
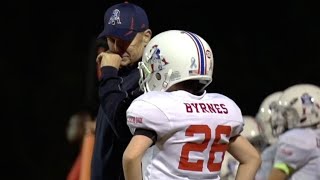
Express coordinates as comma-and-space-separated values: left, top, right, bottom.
163, 69, 173, 90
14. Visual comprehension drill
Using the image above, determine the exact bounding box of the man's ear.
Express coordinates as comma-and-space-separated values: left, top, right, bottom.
143, 29, 152, 45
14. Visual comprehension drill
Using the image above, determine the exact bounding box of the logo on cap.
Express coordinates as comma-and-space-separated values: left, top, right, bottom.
108, 9, 122, 25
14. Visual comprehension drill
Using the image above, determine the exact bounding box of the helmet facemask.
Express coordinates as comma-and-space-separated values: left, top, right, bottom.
138, 45, 174, 93
270, 105, 288, 137
138, 61, 152, 92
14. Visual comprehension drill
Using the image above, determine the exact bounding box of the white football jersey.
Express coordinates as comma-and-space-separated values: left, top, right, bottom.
273, 128, 320, 180
255, 144, 277, 180
127, 90, 244, 180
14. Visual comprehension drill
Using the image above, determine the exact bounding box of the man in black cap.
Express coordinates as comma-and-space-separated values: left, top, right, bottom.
91, 2, 152, 180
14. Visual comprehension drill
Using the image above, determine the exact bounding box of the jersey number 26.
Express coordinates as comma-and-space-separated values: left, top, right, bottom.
178, 125, 231, 172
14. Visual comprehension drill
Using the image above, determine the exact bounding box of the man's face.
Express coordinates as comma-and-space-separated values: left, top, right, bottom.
106, 30, 151, 67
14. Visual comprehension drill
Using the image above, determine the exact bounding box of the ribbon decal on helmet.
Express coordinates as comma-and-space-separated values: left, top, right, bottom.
184, 32, 206, 75
190, 57, 197, 69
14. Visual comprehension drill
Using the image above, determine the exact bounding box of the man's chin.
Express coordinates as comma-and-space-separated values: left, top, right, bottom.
120, 59, 131, 67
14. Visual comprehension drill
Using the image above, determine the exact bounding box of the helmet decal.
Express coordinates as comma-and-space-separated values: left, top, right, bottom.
147, 45, 169, 73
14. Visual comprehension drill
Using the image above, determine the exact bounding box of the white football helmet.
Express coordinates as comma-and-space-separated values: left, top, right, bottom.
241, 115, 266, 151
241, 115, 261, 139
271, 84, 320, 136
255, 91, 283, 145
138, 30, 214, 92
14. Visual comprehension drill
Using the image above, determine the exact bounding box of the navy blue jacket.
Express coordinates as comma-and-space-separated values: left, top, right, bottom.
91, 65, 142, 180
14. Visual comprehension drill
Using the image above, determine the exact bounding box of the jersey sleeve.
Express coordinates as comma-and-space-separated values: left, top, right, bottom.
230, 121, 244, 138
273, 131, 311, 173
126, 99, 171, 140
230, 102, 244, 138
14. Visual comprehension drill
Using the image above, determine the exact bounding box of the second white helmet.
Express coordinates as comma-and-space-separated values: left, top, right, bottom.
255, 91, 283, 144
271, 84, 320, 136
241, 115, 266, 151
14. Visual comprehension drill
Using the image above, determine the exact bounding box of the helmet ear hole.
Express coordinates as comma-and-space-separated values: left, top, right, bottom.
156, 73, 161, 80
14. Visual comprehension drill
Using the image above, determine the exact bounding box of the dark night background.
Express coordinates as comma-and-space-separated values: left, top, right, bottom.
3, 0, 320, 179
